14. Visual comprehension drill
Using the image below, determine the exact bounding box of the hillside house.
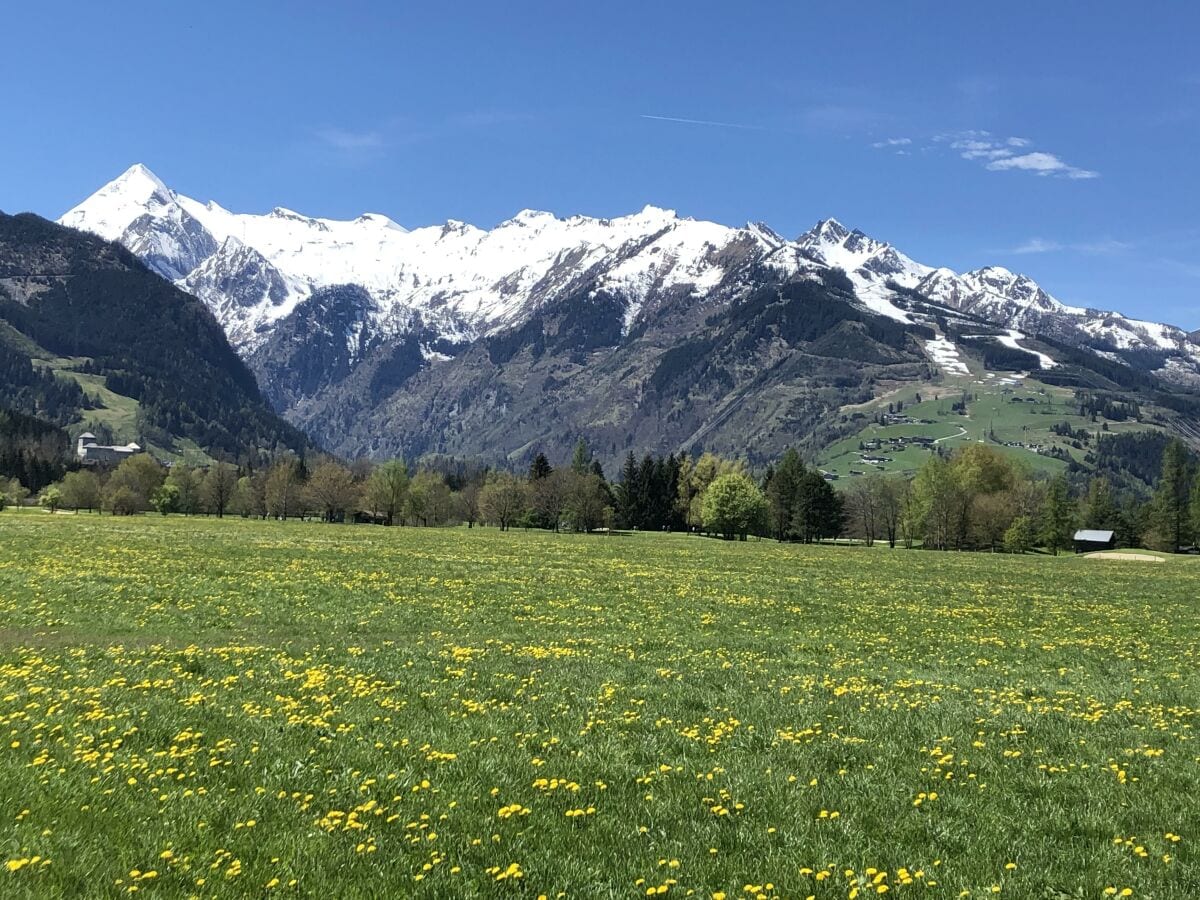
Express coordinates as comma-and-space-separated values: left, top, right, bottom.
76, 433, 142, 465
1073, 529, 1116, 553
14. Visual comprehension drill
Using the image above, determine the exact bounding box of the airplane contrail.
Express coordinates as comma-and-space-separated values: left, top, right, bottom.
640, 114, 763, 131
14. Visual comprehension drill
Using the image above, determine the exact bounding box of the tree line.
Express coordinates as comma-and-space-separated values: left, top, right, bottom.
837, 437, 1200, 554
6, 435, 1200, 554
6, 439, 842, 541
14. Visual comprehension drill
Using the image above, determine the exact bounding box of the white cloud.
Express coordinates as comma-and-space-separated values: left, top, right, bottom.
932, 130, 1098, 179
1013, 238, 1063, 254
948, 133, 1017, 160
315, 128, 384, 152
1012, 237, 1132, 255
1076, 239, 1133, 254
871, 137, 912, 148
986, 151, 1098, 179
956, 141, 1013, 160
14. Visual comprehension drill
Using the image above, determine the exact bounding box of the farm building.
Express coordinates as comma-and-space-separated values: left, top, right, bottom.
1073, 529, 1116, 553
76, 433, 143, 466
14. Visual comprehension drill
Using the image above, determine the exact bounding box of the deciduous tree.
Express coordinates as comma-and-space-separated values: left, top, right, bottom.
479, 472, 528, 531
306, 461, 359, 523
702, 472, 768, 540
60, 470, 102, 513
201, 461, 238, 518
265, 460, 302, 520
363, 459, 409, 525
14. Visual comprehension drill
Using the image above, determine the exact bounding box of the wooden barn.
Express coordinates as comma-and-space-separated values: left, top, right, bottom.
1073, 529, 1116, 553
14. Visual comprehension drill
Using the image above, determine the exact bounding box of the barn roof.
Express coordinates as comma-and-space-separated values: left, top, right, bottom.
1074, 529, 1115, 542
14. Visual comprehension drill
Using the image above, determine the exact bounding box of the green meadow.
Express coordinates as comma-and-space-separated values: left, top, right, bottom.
0, 513, 1196, 898
818, 378, 1155, 480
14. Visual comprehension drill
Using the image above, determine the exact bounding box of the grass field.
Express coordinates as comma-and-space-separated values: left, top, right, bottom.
0, 513, 1197, 898
46, 357, 142, 441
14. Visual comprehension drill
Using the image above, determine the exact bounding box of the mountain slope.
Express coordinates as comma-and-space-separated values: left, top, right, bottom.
0, 212, 308, 461
289, 270, 933, 465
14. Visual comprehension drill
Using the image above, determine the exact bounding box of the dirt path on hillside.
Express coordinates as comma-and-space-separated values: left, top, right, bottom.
934, 426, 968, 444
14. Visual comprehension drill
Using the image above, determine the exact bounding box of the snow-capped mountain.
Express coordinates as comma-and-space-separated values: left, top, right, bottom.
915, 265, 1200, 364
60, 164, 798, 353
792, 218, 932, 323
57, 163, 1200, 463
62, 164, 1200, 377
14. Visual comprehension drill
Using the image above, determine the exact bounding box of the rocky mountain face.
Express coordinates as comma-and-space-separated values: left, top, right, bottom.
57, 164, 1200, 464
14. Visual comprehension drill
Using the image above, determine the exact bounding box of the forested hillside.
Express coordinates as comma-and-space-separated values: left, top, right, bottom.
0, 213, 308, 471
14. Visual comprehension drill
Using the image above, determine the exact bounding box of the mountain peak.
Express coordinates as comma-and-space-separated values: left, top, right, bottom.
269, 207, 310, 221
972, 264, 1016, 279
502, 208, 558, 227
355, 212, 407, 232
808, 218, 850, 242
745, 221, 785, 245
115, 163, 170, 195
59, 163, 177, 241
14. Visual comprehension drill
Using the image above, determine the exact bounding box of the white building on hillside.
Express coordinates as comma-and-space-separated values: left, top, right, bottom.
76, 433, 142, 465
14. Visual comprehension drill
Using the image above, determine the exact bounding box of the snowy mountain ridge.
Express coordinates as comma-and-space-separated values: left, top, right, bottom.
62, 165, 790, 351
60, 164, 1200, 380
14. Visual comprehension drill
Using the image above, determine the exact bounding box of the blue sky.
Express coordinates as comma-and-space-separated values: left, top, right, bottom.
3, 1, 1198, 326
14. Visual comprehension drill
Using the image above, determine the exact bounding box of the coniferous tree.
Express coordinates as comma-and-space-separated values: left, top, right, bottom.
1152, 438, 1192, 552
1040, 474, 1076, 555
1081, 477, 1119, 531
1191, 476, 1200, 549
792, 470, 843, 543
571, 439, 591, 475
636, 455, 656, 528
529, 452, 553, 482
765, 449, 805, 541
1115, 499, 1148, 549
617, 452, 640, 528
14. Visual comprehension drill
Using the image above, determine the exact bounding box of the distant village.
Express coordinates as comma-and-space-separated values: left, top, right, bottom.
827, 393, 1083, 478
